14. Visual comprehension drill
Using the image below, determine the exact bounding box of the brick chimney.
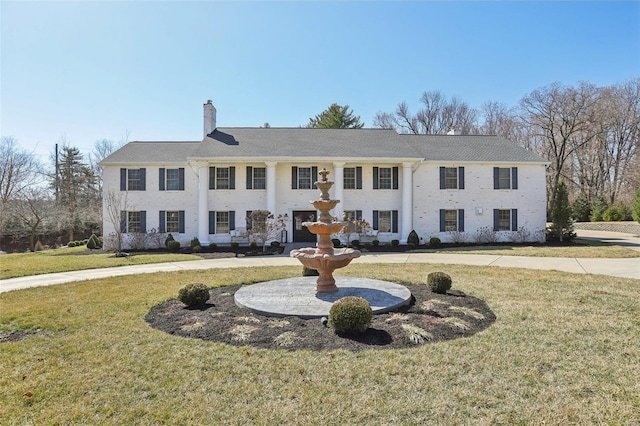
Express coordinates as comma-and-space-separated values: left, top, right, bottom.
203, 100, 217, 137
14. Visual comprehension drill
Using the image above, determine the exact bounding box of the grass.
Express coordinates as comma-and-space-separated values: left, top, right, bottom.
0, 246, 202, 279
1, 264, 639, 424
411, 237, 640, 258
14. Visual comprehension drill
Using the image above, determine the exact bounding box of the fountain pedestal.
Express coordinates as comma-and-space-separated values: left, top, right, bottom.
290, 168, 361, 294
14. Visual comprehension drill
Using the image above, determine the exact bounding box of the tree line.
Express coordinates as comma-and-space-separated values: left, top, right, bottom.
1, 78, 639, 251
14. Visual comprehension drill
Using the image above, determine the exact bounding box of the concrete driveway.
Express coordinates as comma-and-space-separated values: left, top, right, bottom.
1, 230, 638, 294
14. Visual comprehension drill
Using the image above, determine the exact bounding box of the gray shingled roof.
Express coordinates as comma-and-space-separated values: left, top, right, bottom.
100, 128, 547, 165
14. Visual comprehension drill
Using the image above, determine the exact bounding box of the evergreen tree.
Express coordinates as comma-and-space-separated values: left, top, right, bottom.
550, 180, 574, 242
54, 145, 99, 242
307, 103, 364, 129
632, 179, 640, 223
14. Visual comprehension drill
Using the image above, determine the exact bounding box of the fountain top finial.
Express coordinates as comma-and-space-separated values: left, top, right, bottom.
318, 168, 330, 182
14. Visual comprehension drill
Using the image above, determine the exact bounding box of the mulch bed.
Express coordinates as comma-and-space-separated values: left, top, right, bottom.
145, 283, 496, 352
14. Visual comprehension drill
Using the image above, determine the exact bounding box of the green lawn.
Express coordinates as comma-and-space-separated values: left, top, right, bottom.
1, 264, 639, 424
411, 237, 640, 258
0, 246, 202, 279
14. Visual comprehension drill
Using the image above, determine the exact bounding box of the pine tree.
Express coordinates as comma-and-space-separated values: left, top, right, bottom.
632, 178, 640, 223
550, 180, 574, 242
307, 103, 364, 129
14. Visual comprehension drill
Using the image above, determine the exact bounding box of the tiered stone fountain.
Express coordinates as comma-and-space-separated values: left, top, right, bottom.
290, 168, 361, 293
234, 167, 412, 319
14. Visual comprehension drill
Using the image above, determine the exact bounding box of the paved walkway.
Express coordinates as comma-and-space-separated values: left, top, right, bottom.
1, 230, 638, 294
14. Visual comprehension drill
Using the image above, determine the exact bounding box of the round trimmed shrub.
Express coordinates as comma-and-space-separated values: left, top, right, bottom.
190, 237, 201, 248
391, 239, 399, 247
427, 271, 452, 294
332, 238, 341, 248
167, 240, 181, 253
192, 245, 202, 253
429, 237, 441, 248
351, 239, 360, 248
250, 241, 258, 248
178, 283, 210, 307
165, 233, 175, 248
372, 239, 380, 247
328, 296, 372, 334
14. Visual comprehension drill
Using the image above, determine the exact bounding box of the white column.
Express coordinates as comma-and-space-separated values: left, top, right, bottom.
401, 162, 413, 243
333, 162, 345, 220
266, 161, 277, 214
197, 163, 210, 245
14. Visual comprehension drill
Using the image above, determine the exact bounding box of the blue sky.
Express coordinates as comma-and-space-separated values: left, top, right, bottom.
2, 1, 639, 163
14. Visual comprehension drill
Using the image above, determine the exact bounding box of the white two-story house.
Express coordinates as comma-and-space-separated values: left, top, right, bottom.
100, 101, 549, 248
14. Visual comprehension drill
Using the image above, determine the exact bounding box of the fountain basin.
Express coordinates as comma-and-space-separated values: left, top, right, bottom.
290, 247, 361, 293
302, 221, 346, 236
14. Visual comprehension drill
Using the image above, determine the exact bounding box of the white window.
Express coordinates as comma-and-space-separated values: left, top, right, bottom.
166, 211, 180, 233
252, 167, 266, 190
128, 211, 141, 233
444, 168, 458, 189
216, 211, 230, 234
166, 169, 180, 191
444, 210, 458, 231
498, 209, 511, 231
127, 169, 142, 190
298, 167, 312, 189
494, 167, 518, 190
378, 211, 392, 232
216, 168, 230, 189
344, 168, 356, 189
378, 168, 392, 190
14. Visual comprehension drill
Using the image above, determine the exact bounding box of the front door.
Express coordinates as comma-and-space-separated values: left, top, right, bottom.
293, 210, 318, 242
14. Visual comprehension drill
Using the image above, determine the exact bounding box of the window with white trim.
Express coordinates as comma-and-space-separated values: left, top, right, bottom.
439, 209, 464, 232
166, 211, 180, 233
494, 167, 518, 190
128, 211, 142, 233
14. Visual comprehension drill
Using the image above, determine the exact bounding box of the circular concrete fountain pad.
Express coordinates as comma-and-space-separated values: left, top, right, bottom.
234, 277, 413, 319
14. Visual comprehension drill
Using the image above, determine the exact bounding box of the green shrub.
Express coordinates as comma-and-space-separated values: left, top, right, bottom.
87, 234, 101, 250
167, 240, 181, 253
363, 242, 372, 249
192, 245, 202, 253
302, 266, 319, 276
230, 242, 240, 249
165, 234, 175, 248
391, 239, 399, 247
332, 238, 341, 248
328, 296, 372, 334
190, 237, 201, 248
407, 230, 420, 246
571, 196, 591, 222
177, 283, 210, 307
429, 237, 441, 247
249, 241, 258, 248
351, 239, 360, 248
602, 205, 621, 222
82, 239, 89, 245
68, 241, 76, 247
270, 241, 281, 248
209, 243, 218, 250
618, 203, 633, 221
34, 241, 44, 252
372, 239, 379, 247
427, 271, 452, 294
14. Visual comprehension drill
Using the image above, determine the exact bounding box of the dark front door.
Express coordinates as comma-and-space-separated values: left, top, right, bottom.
293, 210, 318, 242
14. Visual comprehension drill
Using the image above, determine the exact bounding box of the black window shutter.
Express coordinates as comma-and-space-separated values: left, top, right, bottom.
373, 210, 379, 230
140, 211, 146, 233
459, 167, 465, 189
179, 210, 185, 233
120, 211, 127, 233
458, 209, 465, 232
229, 211, 235, 231
246, 166, 253, 189
440, 209, 446, 232
356, 167, 362, 189
392, 210, 398, 232
512, 209, 518, 231
493, 167, 499, 189
178, 168, 185, 190
159, 168, 165, 191
140, 169, 146, 191
246, 210, 252, 230
373, 167, 379, 190
209, 211, 215, 234
291, 166, 298, 189
439, 167, 446, 190
512, 167, 518, 190
229, 167, 236, 190
493, 209, 500, 232
159, 211, 166, 233
209, 167, 216, 190
120, 168, 127, 191
392, 167, 399, 190
356, 210, 362, 220
312, 166, 318, 189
